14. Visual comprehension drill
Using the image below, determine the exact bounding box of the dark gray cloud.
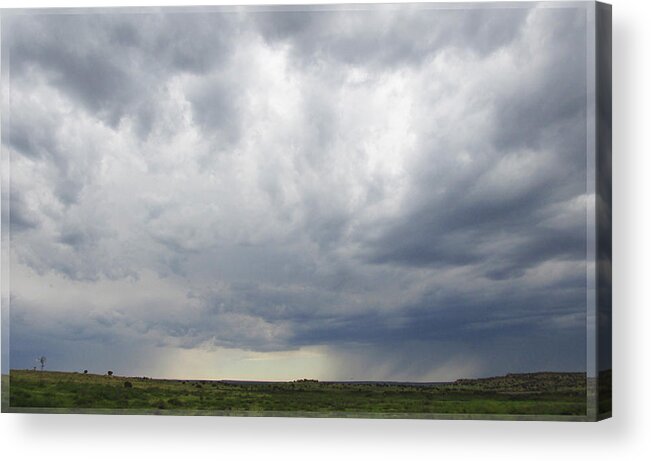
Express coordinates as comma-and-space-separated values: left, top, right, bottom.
7, 13, 240, 139
254, 7, 529, 68
362, 8, 587, 282
4, 190, 40, 233
4, 5, 592, 380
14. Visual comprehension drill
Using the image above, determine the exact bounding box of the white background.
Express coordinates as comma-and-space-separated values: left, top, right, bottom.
0, 0, 649, 459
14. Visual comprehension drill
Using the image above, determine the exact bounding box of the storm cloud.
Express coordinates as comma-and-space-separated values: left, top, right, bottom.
3, 4, 590, 380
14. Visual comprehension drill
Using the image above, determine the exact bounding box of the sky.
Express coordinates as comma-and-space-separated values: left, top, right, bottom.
2, 4, 591, 381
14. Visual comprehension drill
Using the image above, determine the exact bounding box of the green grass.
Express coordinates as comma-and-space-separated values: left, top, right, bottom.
6, 370, 587, 417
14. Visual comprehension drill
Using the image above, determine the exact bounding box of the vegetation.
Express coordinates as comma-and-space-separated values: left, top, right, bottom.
6, 369, 587, 416
598, 369, 612, 415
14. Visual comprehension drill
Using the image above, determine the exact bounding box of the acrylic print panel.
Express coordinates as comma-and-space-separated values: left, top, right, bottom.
0, 2, 611, 421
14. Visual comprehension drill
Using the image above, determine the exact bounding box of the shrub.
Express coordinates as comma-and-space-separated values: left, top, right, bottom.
124, 381, 133, 388
107, 371, 113, 376
83, 370, 88, 374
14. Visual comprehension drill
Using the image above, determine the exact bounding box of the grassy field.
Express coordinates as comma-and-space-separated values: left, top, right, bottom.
4, 369, 587, 417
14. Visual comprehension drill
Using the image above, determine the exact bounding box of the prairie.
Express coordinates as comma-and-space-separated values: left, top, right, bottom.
5, 369, 587, 418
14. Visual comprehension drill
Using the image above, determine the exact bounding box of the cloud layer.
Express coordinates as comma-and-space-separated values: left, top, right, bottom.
4, 5, 589, 380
